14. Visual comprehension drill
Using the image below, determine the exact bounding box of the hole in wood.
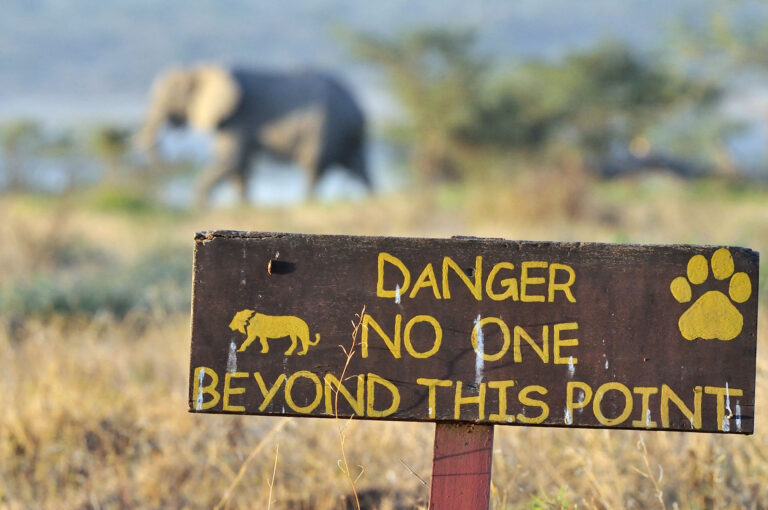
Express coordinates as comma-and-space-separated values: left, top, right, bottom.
267, 260, 296, 275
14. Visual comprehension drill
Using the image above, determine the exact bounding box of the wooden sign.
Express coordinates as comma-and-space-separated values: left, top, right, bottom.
189, 231, 758, 434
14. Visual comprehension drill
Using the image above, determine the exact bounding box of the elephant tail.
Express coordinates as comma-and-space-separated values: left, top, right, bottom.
309, 333, 321, 347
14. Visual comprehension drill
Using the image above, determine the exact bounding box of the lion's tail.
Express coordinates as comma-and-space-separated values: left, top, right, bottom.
309, 333, 321, 346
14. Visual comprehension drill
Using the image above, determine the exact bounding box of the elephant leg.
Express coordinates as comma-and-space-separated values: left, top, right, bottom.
342, 135, 371, 191
233, 165, 251, 203
196, 131, 251, 205
347, 146, 371, 191
295, 136, 323, 196
306, 165, 323, 196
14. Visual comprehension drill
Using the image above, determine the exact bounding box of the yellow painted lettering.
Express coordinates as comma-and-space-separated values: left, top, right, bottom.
566, 381, 593, 424
520, 261, 547, 302
661, 384, 702, 429
223, 372, 248, 412
553, 322, 579, 364
417, 378, 452, 419
486, 262, 518, 301
442, 256, 482, 301
324, 374, 365, 416
488, 380, 515, 422
361, 313, 401, 359
473, 317, 510, 361
632, 387, 659, 428
253, 373, 286, 412
593, 382, 633, 426
403, 315, 442, 359
192, 366, 220, 411
454, 381, 486, 420
517, 385, 549, 424
366, 373, 401, 418
513, 325, 549, 363
705, 386, 743, 431
409, 263, 442, 299
377, 252, 410, 298
284, 370, 322, 414
548, 263, 576, 303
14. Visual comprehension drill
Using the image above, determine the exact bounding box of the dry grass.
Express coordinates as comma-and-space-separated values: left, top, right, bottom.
2, 170, 768, 509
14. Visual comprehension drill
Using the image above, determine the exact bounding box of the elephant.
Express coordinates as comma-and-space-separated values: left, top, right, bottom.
229, 309, 320, 355
135, 64, 371, 203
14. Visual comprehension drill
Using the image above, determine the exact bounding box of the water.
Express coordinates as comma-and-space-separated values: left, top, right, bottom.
157, 135, 405, 207
0, 132, 405, 208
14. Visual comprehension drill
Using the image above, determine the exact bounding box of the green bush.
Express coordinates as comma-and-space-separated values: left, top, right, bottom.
84, 186, 158, 215
0, 246, 191, 319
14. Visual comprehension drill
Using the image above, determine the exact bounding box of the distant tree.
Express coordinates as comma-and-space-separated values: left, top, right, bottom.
461, 40, 721, 174
351, 28, 720, 180
90, 125, 131, 182
672, 3, 768, 72
347, 29, 486, 182
672, 3, 768, 172
0, 119, 43, 192
508, 42, 718, 161
44, 131, 84, 192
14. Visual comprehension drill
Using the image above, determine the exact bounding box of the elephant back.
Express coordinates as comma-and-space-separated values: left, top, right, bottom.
232, 69, 364, 128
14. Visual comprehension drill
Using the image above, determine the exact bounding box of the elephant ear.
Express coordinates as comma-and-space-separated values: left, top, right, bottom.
188, 65, 242, 131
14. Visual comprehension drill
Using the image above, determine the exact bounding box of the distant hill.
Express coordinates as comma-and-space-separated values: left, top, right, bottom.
1, 0, 712, 122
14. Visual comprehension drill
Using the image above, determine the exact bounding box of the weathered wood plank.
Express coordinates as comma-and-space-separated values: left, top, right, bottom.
189, 231, 758, 433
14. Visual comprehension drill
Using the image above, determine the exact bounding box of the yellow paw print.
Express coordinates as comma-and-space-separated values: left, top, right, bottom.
670, 248, 751, 340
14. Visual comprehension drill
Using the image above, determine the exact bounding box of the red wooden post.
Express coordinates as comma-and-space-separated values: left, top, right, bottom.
429, 423, 495, 509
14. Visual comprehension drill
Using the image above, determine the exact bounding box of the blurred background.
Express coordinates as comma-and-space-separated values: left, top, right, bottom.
2, 1, 768, 508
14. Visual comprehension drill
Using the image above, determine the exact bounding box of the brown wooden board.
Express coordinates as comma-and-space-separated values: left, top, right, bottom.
189, 231, 758, 434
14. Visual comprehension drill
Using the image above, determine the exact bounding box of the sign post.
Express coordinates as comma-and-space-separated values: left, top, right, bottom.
430, 423, 494, 508
189, 231, 758, 509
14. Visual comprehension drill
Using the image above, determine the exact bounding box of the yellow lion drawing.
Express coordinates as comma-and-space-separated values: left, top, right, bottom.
229, 309, 321, 355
